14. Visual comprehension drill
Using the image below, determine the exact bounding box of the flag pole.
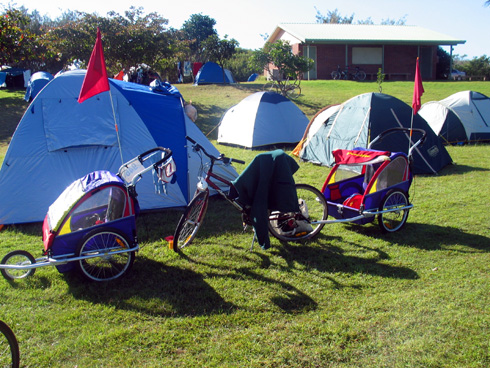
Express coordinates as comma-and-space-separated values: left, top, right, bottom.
410, 57, 424, 153
78, 27, 124, 165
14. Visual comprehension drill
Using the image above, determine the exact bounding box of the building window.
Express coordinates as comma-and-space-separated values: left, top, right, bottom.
352, 47, 382, 64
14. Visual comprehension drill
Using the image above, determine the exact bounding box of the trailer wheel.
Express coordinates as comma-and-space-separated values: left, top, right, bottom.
1, 250, 36, 281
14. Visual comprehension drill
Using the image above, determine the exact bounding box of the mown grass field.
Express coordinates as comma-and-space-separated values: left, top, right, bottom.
0, 80, 489, 367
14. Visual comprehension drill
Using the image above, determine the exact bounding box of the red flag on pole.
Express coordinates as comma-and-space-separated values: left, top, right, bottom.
411, 57, 424, 115
114, 70, 124, 80
78, 28, 110, 103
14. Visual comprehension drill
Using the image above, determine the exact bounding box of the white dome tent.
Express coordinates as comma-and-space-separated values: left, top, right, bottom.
217, 91, 309, 149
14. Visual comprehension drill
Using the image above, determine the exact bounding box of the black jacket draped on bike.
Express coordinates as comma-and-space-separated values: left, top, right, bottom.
232, 150, 300, 249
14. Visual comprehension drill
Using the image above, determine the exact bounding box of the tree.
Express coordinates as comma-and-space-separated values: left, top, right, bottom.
42, 7, 176, 78
181, 13, 217, 62
202, 34, 239, 83
315, 7, 354, 24
315, 7, 407, 25
459, 55, 490, 79
226, 48, 257, 82
0, 8, 36, 67
249, 40, 313, 96
436, 47, 451, 79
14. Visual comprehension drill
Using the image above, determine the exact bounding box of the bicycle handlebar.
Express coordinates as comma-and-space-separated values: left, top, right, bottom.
186, 136, 246, 165
138, 146, 173, 170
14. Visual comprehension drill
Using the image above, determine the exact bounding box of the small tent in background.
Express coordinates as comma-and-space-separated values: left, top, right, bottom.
247, 73, 259, 82
418, 91, 490, 144
217, 91, 310, 149
194, 62, 235, 85
294, 93, 452, 175
24, 71, 53, 102
0, 67, 29, 88
0, 70, 237, 225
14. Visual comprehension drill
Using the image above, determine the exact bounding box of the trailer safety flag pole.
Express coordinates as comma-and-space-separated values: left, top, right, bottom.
410, 57, 424, 151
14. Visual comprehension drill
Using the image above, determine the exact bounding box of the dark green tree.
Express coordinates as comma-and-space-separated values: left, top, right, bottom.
181, 13, 217, 62
226, 48, 257, 82
202, 34, 239, 82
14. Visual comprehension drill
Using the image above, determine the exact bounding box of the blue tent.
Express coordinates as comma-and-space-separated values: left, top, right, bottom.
24, 71, 53, 102
247, 73, 259, 82
194, 62, 235, 85
0, 70, 237, 225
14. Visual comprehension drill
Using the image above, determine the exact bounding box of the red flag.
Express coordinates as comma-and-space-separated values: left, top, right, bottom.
78, 28, 110, 103
114, 70, 124, 80
412, 57, 424, 115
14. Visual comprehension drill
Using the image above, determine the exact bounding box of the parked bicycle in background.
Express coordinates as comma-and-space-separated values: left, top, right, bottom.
331, 65, 366, 81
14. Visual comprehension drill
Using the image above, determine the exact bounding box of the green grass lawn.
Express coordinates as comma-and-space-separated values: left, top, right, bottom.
1, 81, 489, 367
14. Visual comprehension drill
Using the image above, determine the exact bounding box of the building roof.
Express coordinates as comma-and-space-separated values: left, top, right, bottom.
269, 23, 466, 46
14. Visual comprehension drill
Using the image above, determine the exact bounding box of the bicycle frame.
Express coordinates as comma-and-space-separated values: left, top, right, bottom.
200, 166, 245, 213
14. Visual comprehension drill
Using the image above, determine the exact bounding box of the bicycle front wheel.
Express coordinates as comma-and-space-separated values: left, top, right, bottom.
173, 191, 209, 253
0, 320, 20, 368
331, 71, 341, 80
268, 184, 328, 242
356, 70, 366, 81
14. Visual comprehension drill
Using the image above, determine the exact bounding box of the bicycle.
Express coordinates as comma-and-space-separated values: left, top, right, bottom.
331, 65, 366, 81
172, 136, 328, 252
262, 78, 302, 100
0, 320, 20, 368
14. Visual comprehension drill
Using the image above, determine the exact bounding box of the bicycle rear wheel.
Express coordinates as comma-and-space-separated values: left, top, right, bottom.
262, 81, 276, 92
268, 184, 328, 242
286, 85, 301, 100
173, 191, 209, 253
0, 320, 20, 368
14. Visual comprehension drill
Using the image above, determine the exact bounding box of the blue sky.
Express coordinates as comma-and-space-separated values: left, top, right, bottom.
11, 0, 490, 58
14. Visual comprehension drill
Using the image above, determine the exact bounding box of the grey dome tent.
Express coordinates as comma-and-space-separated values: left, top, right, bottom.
294, 93, 452, 175
418, 90, 490, 144
0, 70, 237, 225
217, 91, 309, 149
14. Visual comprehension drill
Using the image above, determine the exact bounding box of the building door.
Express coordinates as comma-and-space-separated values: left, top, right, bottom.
303, 45, 317, 80
420, 47, 433, 80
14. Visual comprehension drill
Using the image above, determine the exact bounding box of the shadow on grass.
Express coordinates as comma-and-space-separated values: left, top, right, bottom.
271, 240, 418, 281
66, 256, 237, 317
341, 222, 490, 252
426, 162, 489, 176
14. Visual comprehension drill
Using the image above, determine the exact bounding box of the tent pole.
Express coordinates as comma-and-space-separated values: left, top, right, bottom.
108, 88, 124, 166
108, 88, 134, 215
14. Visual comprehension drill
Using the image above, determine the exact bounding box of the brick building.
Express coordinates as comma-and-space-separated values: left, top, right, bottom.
267, 24, 466, 81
